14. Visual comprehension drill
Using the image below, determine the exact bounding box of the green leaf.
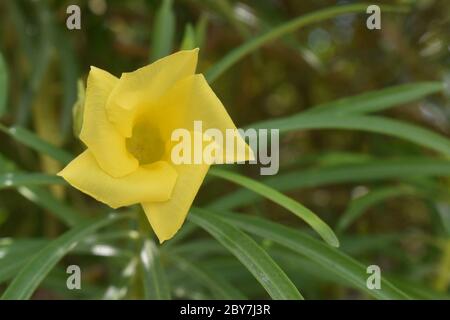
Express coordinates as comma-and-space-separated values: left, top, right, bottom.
336, 185, 417, 233
16, 186, 86, 226
251, 114, 450, 156
168, 253, 246, 299
194, 13, 208, 49
0, 239, 47, 283
54, 29, 79, 139
189, 207, 303, 300
0, 125, 72, 164
15, 1, 52, 126
140, 239, 171, 300
1, 212, 132, 300
0, 155, 81, 227
0, 173, 64, 189
180, 23, 196, 50
72, 79, 85, 138
103, 258, 138, 299
171, 239, 227, 258
0, 237, 134, 284
220, 211, 410, 300
340, 234, 402, 256
209, 168, 339, 247
150, 0, 175, 62
211, 158, 450, 210
0, 52, 8, 117
304, 82, 443, 116
389, 276, 450, 300
205, 3, 408, 83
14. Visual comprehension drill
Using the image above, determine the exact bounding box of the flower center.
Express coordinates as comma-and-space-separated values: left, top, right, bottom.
126, 120, 165, 165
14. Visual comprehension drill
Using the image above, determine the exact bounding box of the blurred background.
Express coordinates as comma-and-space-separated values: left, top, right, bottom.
0, 0, 449, 299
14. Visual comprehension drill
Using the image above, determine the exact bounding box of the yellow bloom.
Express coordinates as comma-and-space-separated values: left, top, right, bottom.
58, 49, 253, 242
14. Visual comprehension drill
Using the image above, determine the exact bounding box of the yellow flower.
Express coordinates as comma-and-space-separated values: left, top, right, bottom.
58, 49, 253, 242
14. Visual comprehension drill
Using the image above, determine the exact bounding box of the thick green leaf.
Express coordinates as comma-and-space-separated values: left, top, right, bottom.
336, 186, 417, 233
211, 158, 450, 210
1, 212, 132, 300
150, 0, 175, 61
251, 114, 450, 156
220, 211, 410, 300
0, 52, 8, 117
304, 82, 443, 116
205, 3, 407, 82
209, 168, 339, 247
189, 207, 303, 300
0, 125, 72, 164
140, 239, 171, 300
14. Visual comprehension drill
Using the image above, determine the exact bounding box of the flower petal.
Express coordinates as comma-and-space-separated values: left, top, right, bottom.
142, 163, 209, 243
79, 66, 139, 178
154, 74, 255, 163
106, 49, 199, 137
58, 150, 177, 209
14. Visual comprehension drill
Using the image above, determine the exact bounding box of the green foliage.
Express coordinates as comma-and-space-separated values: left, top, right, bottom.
219, 212, 410, 299
150, 0, 176, 62
1, 213, 133, 299
209, 168, 339, 247
190, 208, 304, 300
0, 52, 8, 117
140, 240, 171, 300
204, 3, 408, 82
0, 0, 449, 300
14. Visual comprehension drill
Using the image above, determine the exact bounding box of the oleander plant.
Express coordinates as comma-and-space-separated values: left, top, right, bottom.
0, 0, 449, 300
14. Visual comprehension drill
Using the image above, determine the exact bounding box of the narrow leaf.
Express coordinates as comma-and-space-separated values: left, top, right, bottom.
169, 253, 246, 299
180, 23, 196, 50
0, 52, 8, 117
305, 82, 443, 116
209, 168, 339, 247
1, 212, 132, 299
140, 239, 171, 300
251, 114, 450, 156
336, 186, 417, 233
0, 125, 72, 164
150, 0, 175, 62
16, 186, 85, 226
205, 3, 407, 82
0, 173, 64, 189
189, 207, 303, 300
210, 158, 450, 210
220, 211, 410, 300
